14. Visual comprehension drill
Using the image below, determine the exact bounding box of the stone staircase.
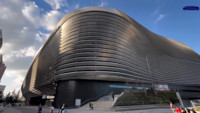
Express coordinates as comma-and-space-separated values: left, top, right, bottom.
81, 94, 122, 110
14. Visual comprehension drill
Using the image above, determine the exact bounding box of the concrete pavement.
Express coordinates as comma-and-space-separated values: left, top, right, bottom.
0, 106, 172, 113
2, 107, 21, 113
112, 104, 169, 111
2, 106, 51, 113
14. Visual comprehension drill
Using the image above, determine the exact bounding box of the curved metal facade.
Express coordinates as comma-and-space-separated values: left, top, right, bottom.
22, 7, 200, 98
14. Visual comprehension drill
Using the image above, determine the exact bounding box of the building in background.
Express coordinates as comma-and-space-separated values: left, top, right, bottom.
0, 55, 6, 81
21, 7, 200, 107
0, 29, 6, 100
0, 29, 6, 80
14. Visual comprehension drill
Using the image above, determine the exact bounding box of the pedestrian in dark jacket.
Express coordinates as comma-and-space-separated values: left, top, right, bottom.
38, 104, 42, 113
89, 102, 93, 110
112, 93, 114, 101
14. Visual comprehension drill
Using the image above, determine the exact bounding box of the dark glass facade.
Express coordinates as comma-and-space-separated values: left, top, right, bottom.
21, 7, 200, 107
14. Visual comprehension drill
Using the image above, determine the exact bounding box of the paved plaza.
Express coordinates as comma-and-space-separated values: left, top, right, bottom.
1, 106, 172, 113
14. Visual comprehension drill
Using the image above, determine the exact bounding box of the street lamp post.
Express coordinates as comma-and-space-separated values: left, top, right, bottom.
145, 57, 156, 93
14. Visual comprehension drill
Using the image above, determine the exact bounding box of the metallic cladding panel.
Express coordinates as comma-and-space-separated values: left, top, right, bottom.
56, 11, 150, 83
35, 28, 61, 87
148, 55, 200, 84
22, 7, 200, 96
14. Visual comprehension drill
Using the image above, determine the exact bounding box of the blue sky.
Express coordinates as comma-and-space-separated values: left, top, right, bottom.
0, 0, 200, 95
34, 0, 200, 53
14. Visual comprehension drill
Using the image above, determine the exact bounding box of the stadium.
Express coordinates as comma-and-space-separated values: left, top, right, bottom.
21, 7, 200, 107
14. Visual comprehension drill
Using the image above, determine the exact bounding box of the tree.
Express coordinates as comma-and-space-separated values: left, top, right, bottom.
12, 89, 16, 98
15, 90, 20, 101
4, 92, 14, 104
4, 89, 21, 104
5, 92, 10, 99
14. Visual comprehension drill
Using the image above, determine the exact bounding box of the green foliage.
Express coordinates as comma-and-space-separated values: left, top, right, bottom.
115, 90, 178, 106
4, 89, 22, 104
5, 95, 15, 103
156, 90, 178, 104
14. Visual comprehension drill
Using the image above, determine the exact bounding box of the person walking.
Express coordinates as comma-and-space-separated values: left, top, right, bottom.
112, 92, 114, 101
61, 108, 65, 113
62, 105, 67, 113
61, 104, 65, 113
38, 103, 42, 113
176, 107, 181, 113
170, 102, 175, 113
89, 102, 93, 110
50, 106, 54, 113
58, 106, 61, 113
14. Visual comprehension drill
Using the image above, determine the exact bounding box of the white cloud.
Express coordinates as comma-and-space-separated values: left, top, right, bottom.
0, 7, 14, 19
153, 9, 159, 15
0, 43, 14, 63
99, 1, 107, 7
22, 1, 64, 32
24, 47, 37, 57
4, 69, 26, 77
0, 0, 65, 95
64, 9, 69, 13
14, 46, 37, 58
21, 26, 28, 33
35, 33, 43, 42
22, 2, 40, 26
1, 69, 27, 95
0, 43, 13, 54
75, 4, 80, 9
0, 44, 37, 64
154, 14, 166, 23
35, 32, 49, 43
41, 10, 64, 31
44, 0, 67, 10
